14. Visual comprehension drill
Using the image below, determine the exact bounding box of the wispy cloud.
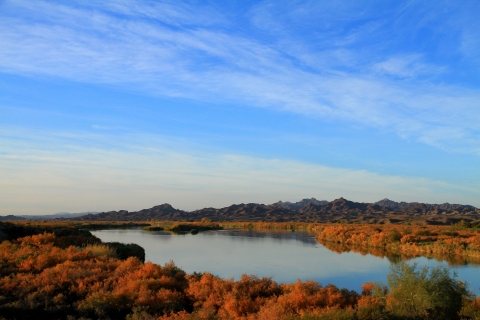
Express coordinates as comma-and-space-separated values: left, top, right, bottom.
0, 0, 479, 157
373, 55, 445, 78
1, 129, 478, 215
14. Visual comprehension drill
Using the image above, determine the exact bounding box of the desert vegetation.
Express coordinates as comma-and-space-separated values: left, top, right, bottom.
144, 220, 320, 232
2, 220, 480, 319
218, 221, 315, 231
143, 219, 223, 233
316, 223, 480, 264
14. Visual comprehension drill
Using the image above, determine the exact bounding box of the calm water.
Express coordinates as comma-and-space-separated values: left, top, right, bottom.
91, 228, 480, 294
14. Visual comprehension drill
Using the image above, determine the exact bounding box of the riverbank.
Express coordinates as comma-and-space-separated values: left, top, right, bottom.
1, 220, 479, 319
316, 224, 480, 263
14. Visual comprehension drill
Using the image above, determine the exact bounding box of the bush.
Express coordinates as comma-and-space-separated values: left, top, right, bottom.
386, 261, 470, 320
84, 244, 117, 258
299, 308, 357, 319
106, 242, 146, 262
414, 230, 431, 236
439, 231, 459, 237
387, 229, 402, 243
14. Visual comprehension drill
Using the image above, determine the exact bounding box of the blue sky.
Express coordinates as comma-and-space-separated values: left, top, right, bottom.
1, 0, 479, 215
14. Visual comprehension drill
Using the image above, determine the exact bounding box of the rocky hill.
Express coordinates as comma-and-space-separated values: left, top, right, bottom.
70, 197, 480, 225
77, 204, 188, 221
373, 198, 476, 213
0, 215, 25, 221
270, 198, 329, 211
0, 212, 99, 221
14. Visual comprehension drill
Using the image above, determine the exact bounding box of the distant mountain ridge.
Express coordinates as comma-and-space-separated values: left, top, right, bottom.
271, 198, 329, 211
23, 212, 99, 220
373, 198, 476, 212
0, 215, 25, 221
0, 212, 99, 221
2, 198, 478, 224
81, 204, 186, 221
71, 197, 479, 225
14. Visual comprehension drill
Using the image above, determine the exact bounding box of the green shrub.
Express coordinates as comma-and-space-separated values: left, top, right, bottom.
302, 309, 356, 319
414, 230, 431, 236
386, 262, 470, 320
403, 226, 412, 235
387, 229, 402, 243
106, 242, 146, 262
83, 244, 117, 258
439, 231, 459, 237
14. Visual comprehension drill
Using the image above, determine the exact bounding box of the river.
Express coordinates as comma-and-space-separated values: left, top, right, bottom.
91, 228, 480, 294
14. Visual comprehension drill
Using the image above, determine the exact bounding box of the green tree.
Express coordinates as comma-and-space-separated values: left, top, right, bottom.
386, 262, 470, 320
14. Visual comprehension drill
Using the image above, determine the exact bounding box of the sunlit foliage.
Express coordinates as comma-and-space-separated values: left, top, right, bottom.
1, 221, 480, 319
316, 224, 480, 263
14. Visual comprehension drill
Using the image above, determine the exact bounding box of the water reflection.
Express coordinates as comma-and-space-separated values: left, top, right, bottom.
214, 229, 318, 245
148, 229, 318, 245
92, 228, 480, 294
317, 238, 480, 266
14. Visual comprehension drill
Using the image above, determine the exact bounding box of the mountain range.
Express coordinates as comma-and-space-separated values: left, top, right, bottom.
0, 212, 100, 221
71, 197, 479, 225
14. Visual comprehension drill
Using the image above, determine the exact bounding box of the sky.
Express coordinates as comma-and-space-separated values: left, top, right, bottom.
0, 0, 479, 215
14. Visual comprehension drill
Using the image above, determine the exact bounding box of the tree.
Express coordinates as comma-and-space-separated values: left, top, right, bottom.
386, 261, 470, 320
